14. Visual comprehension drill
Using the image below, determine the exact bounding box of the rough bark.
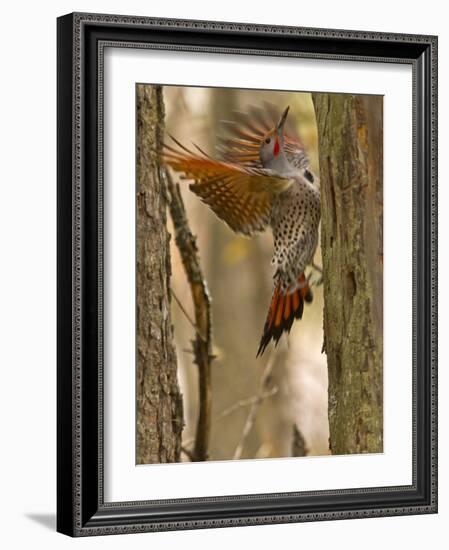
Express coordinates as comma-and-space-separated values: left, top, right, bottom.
312, 93, 383, 455
136, 84, 183, 464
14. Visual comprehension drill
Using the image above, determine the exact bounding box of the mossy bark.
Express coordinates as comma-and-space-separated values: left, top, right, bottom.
312, 93, 383, 455
136, 84, 183, 464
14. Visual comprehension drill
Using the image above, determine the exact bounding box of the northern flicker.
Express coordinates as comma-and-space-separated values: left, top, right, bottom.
164, 103, 321, 356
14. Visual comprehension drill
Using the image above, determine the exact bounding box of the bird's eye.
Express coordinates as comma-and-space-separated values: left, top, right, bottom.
265, 137, 271, 144
304, 169, 314, 183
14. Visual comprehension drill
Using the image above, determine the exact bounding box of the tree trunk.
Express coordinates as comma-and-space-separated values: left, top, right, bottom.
136, 84, 183, 464
312, 93, 383, 455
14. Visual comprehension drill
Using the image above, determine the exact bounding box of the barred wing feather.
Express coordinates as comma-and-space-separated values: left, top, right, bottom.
164, 139, 292, 236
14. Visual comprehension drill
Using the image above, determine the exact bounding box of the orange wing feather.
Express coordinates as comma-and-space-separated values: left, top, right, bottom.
164, 139, 291, 236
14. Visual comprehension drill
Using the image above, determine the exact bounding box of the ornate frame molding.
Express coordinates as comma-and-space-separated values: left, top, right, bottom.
57, 12, 437, 536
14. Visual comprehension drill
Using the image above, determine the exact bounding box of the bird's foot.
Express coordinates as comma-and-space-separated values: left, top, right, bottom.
305, 267, 323, 287
311, 262, 323, 287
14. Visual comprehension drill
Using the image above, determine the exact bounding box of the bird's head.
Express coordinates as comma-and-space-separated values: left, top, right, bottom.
259, 106, 290, 171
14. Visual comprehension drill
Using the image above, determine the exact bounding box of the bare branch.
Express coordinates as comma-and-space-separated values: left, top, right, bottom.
182, 437, 195, 448
164, 167, 214, 462
216, 387, 278, 421
171, 287, 207, 342
181, 446, 195, 462
233, 353, 277, 460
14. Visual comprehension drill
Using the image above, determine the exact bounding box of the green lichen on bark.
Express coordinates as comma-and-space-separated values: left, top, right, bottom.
136, 84, 184, 464
312, 93, 383, 455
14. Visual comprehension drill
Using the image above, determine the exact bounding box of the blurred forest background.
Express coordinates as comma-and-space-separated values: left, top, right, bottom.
162, 85, 329, 462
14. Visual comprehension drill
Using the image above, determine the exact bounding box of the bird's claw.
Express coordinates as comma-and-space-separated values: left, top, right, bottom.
306, 265, 324, 288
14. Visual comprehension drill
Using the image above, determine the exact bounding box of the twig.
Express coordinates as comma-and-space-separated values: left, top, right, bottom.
292, 424, 309, 457
182, 437, 195, 448
163, 167, 213, 462
181, 446, 195, 462
216, 387, 278, 421
312, 261, 323, 274
171, 288, 207, 342
233, 353, 277, 460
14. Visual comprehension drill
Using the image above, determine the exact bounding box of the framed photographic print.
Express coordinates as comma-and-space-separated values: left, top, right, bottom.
57, 12, 438, 536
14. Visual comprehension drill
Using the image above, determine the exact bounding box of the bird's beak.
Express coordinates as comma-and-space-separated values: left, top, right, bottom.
276, 106, 290, 133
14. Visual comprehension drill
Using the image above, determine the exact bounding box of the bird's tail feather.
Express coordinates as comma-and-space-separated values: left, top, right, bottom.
257, 273, 313, 357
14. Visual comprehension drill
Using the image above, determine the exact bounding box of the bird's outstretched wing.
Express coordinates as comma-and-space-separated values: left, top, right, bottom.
164, 137, 292, 236
217, 102, 309, 170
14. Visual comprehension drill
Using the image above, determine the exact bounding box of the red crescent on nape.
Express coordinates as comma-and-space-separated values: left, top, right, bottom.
273, 137, 280, 156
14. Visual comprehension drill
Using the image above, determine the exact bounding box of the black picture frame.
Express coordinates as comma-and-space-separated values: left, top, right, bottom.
57, 12, 438, 537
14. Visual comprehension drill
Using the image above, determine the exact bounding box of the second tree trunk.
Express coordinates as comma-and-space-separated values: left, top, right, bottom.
312, 93, 383, 455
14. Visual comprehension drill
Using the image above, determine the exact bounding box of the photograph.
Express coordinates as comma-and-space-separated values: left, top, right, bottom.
136, 84, 384, 464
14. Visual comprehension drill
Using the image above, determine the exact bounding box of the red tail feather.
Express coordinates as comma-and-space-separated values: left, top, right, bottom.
257, 273, 313, 357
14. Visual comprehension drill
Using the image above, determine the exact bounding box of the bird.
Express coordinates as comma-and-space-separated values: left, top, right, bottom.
163, 103, 321, 356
